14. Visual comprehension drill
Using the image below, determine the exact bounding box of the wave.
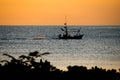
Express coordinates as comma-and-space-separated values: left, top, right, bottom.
0, 38, 27, 40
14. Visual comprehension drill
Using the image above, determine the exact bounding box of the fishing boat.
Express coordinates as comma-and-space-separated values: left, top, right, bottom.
58, 17, 84, 39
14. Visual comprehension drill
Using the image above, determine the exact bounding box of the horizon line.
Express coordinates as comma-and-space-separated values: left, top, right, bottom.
0, 24, 120, 27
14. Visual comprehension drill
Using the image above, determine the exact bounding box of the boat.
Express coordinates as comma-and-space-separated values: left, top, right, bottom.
58, 17, 84, 39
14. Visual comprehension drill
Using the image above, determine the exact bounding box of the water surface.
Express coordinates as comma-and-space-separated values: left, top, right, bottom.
0, 26, 120, 70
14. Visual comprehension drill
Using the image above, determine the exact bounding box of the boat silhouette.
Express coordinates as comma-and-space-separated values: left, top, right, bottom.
58, 17, 84, 39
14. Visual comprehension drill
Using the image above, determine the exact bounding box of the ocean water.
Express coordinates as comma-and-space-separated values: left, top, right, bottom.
0, 25, 120, 70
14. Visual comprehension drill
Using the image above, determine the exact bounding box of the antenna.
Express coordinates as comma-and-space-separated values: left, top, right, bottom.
64, 16, 67, 26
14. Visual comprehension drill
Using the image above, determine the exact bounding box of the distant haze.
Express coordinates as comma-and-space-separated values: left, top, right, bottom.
0, 0, 120, 25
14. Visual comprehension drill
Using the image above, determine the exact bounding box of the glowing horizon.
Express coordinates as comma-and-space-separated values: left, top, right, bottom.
0, 0, 120, 25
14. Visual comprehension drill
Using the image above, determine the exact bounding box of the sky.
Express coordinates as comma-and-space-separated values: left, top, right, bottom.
0, 0, 120, 25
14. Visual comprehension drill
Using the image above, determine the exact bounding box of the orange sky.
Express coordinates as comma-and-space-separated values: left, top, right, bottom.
0, 0, 120, 25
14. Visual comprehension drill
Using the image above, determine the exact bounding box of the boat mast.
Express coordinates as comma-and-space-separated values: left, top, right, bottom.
64, 16, 68, 36
64, 16, 67, 26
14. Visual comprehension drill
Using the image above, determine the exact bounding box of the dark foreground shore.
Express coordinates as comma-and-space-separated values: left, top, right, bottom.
0, 51, 120, 80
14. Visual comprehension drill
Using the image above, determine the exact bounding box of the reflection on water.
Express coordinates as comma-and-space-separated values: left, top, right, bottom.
0, 26, 120, 70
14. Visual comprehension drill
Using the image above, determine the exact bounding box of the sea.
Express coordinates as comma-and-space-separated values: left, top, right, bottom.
0, 25, 120, 71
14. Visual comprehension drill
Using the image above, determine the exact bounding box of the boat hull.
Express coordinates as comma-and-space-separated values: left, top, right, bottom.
59, 35, 83, 39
